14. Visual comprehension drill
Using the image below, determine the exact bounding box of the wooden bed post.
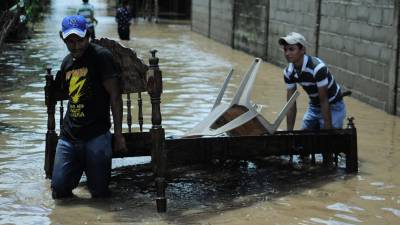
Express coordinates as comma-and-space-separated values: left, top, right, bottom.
127, 93, 132, 133
138, 92, 144, 132
346, 117, 358, 173
147, 50, 167, 212
44, 67, 58, 179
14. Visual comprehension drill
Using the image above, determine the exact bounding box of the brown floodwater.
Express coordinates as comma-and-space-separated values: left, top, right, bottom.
0, 0, 399, 224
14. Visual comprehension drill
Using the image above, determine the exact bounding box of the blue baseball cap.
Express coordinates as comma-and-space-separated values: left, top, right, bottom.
61, 15, 87, 39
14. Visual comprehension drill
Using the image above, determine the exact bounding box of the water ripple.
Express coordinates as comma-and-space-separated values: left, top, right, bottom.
327, 202, 365, 213
335, 214, 363, 223
382, 208, 400, 217
360, 195, 385, 201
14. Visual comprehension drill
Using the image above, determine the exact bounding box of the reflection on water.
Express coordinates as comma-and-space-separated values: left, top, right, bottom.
0, 0, 400, 224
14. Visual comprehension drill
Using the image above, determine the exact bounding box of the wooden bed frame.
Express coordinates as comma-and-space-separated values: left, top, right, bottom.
44, 39, 358, 213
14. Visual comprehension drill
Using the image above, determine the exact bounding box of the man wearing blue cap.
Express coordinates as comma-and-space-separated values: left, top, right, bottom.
51, 15, 127, 199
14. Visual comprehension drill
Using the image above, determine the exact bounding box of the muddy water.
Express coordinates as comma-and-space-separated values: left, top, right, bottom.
0, 0, 399, 224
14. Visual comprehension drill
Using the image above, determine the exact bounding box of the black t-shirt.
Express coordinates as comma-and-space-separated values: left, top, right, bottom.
59, 43, 119, 141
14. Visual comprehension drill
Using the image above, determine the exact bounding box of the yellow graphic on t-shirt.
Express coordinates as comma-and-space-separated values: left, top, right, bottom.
66, 67, 88, 118
70, 78, 86, 103
66, 68, 88, 103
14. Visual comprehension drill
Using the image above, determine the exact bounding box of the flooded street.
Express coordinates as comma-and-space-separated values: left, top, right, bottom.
0, 0, 400, 224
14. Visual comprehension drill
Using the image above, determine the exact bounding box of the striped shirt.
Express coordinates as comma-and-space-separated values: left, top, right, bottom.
77, 3, 95, 28
283, 54, 342, 106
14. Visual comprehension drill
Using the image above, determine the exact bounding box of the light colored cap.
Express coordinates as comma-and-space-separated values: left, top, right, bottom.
278, 32, 307, 47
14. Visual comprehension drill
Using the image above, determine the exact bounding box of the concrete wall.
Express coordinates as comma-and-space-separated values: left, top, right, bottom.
267, 0, 318, 66
233, 0, 269, 58
192, 0, 234, 45
191, 0, 400, 115
191, 0, 210, 37
394, 2, 400, 115
319, 0, 394, 110
209, 0, 234, 46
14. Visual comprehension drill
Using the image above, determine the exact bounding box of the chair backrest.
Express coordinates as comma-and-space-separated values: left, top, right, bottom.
91, 38, 151, 132
91, 38, 148, 94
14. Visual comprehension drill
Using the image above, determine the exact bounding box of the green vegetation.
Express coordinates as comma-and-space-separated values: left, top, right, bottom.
25, 0, 50, 22
0, 0, 50, 47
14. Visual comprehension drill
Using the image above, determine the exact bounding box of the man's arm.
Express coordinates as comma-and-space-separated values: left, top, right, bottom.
286, 87, 297, 131
318, 86, 332, 129
92, 16, 98, 25
90, 7, 98, 25
103, 78, 127, 152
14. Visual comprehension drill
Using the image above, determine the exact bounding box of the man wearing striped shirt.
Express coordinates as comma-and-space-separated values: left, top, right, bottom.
77, 0, 98, 40
279, 32, 346, 131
